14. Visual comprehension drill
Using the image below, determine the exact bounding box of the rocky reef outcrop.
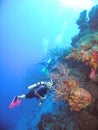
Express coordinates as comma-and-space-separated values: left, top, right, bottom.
71, 4, 98, 47
89, 5, 98, 30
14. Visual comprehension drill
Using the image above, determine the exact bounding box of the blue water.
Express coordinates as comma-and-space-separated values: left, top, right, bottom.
0, 0, 98, 130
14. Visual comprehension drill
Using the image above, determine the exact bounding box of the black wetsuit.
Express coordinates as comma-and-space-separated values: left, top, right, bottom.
26, 84, 48, 99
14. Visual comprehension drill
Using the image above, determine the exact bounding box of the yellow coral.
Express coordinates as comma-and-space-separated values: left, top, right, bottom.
68, 88, 91, 111
65, 35, 98, 72
54, 77, 92, 111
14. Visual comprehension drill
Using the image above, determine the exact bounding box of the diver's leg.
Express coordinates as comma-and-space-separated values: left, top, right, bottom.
9, 96, 23, 108
17, 94, 26, 99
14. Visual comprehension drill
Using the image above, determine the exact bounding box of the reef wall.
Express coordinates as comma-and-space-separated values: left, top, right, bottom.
37, 5, 98, 130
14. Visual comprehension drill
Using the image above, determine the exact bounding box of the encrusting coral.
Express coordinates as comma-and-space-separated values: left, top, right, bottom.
65, 32, 98, 80
49, 63, 92, 111
68, 87, 91, 111
53, 75, 92, 111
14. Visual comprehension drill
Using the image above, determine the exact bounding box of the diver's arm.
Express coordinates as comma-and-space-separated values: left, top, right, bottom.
34, 91, 46, 99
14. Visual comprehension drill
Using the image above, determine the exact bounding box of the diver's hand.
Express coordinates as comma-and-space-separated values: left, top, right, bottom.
41, 96, 46, 100
39, 96, 46, 106
39, 102, 42, 106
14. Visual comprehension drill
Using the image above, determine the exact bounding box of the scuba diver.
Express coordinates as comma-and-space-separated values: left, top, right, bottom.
41, 57, 58, 75
9, 81, 53, 108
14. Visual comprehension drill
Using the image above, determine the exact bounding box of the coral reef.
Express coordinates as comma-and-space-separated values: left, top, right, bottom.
37, 4, 98, 130
68, 87, 91, 111
38, 112, 79, 130
65, 32, 98, 80
50, 67, 92, 112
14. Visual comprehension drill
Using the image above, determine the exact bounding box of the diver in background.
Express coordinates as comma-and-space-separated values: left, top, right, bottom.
9, 81, 53, 108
